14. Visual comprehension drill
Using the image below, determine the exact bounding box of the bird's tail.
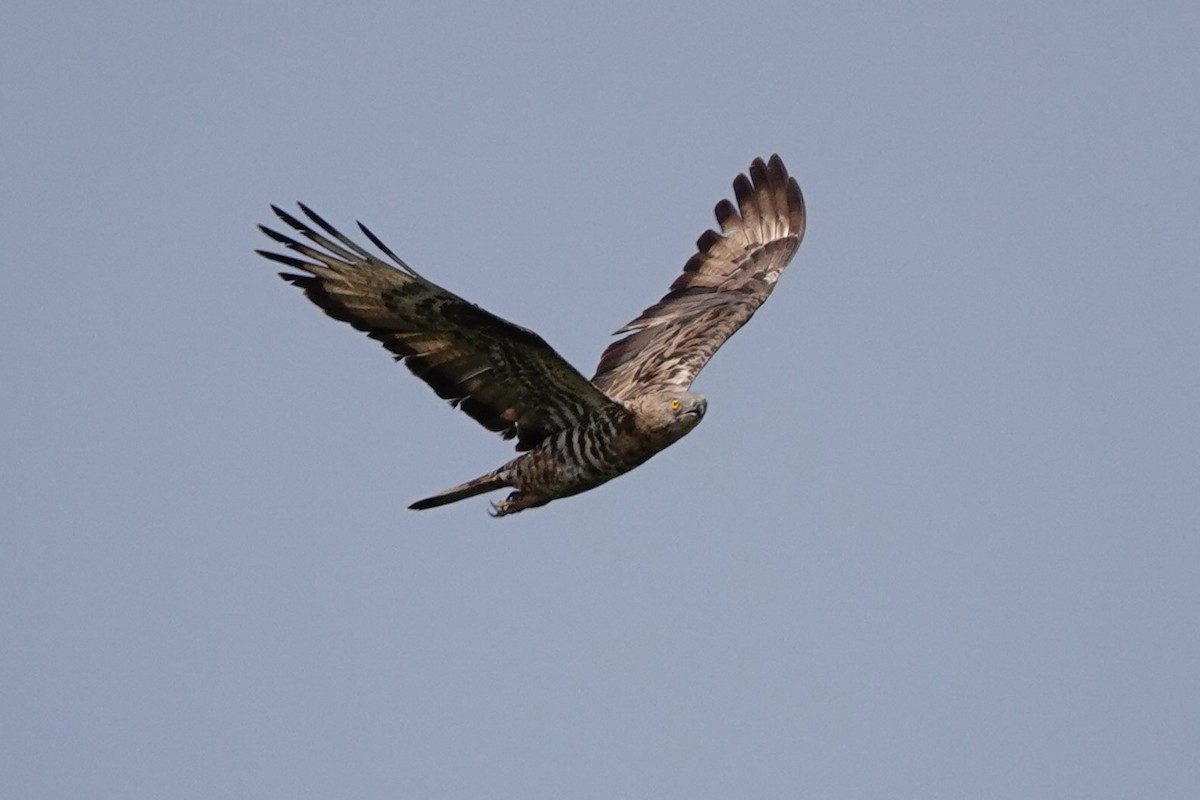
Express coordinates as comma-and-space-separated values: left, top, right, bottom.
408, 469, 510, 511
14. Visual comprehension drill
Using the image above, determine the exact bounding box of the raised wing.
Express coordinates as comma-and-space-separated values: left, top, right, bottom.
258, 204, 617, 450
592, 155, 805, 401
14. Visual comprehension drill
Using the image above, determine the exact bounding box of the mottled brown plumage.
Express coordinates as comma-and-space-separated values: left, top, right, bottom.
257, 155, 805, 515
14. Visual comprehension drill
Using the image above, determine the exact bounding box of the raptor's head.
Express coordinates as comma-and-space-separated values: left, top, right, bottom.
630, 391, 708, 437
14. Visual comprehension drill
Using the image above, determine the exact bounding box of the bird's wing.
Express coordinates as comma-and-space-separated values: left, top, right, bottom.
591, 155, 805, 401
258, 204, 618, 450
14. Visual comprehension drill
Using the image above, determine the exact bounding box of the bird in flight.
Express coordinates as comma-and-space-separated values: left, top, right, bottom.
257, 155, 805, 516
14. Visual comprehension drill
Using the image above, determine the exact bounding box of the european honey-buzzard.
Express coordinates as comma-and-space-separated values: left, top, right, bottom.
257, 155, 805, 515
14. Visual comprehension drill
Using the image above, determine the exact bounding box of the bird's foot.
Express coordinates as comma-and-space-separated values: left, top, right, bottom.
488, 491, 540, 518
489, 496, 519, 517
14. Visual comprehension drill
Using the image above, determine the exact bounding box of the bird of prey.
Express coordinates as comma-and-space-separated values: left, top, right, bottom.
257, 155, 805, 516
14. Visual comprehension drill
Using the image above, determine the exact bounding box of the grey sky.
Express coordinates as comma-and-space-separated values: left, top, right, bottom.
2, 1, 1197, 797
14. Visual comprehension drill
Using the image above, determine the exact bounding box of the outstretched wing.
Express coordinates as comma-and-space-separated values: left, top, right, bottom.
258, 204, 618, 450
591, 155, 805, 401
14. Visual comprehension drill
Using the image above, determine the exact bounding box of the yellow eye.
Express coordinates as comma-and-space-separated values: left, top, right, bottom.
670, 399, 680, 410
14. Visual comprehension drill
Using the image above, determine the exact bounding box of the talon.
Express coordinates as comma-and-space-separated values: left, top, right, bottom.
488, 491, 527, 517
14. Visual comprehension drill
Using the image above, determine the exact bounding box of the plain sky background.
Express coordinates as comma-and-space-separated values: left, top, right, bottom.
3, 1, 1197, 797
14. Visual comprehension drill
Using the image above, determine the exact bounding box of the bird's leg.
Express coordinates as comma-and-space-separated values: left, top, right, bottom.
488, 493, 521, 518
488, 491, 547, 518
